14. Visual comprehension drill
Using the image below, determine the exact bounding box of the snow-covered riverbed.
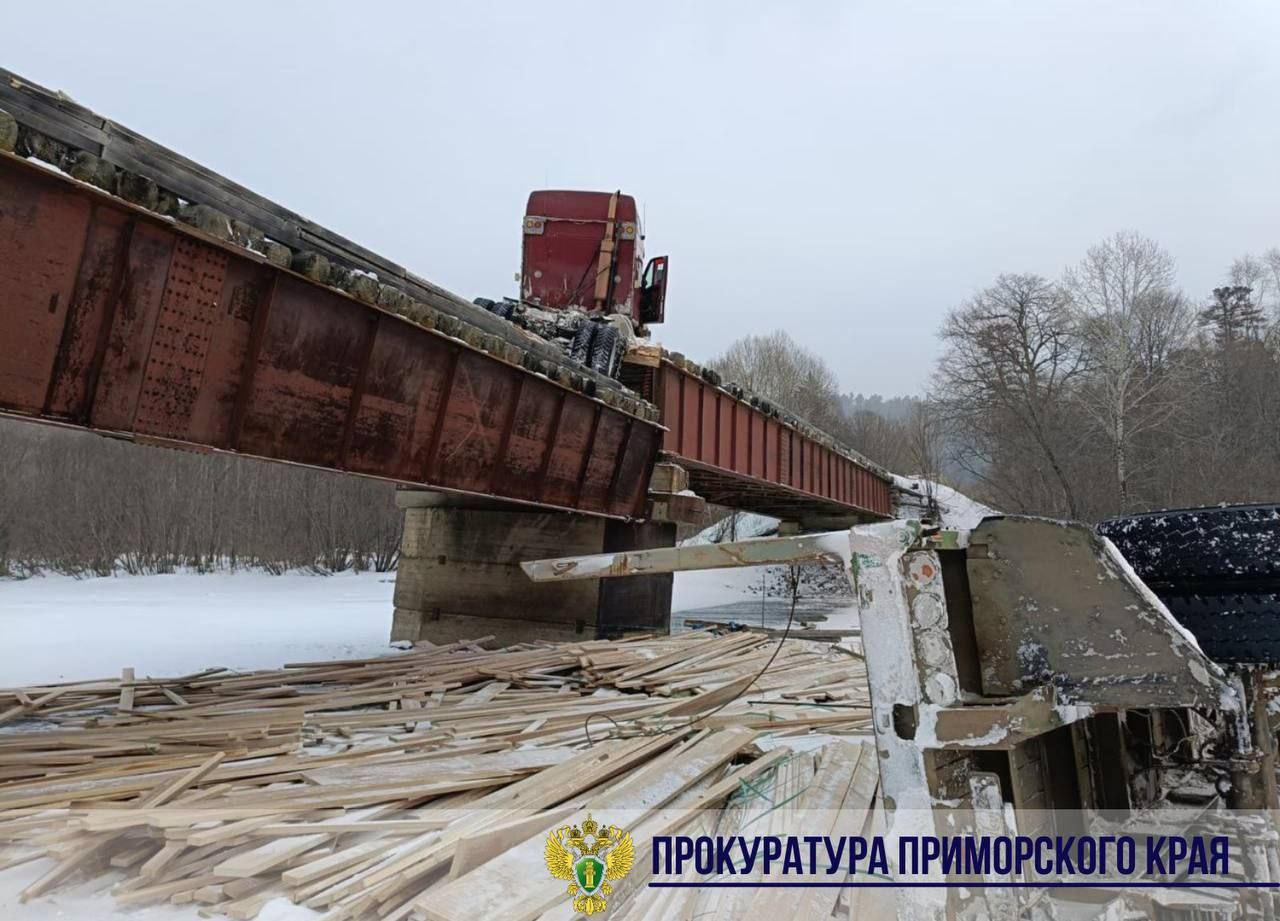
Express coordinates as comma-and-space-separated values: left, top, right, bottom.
0, 570, 397, 686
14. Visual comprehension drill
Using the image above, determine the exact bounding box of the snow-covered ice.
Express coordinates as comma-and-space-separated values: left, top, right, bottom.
672, 514, 860, 633
0, 570, 396, 686
0, 554, 857, 689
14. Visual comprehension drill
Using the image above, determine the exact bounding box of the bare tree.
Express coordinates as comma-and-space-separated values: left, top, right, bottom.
0, 419, 402, 577
1229, 249, 1280, 322
710, 330, 846, 434
844, 410, 914, 472
1064, 231, 1195, 512
932, 273, 1085, 518
904, 402, 945, 486
927, 236, 1280, 521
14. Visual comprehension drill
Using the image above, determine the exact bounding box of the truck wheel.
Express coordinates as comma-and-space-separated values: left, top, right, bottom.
588, 324, 623, 377
569, 322, 596, 365
1160, 592, 1280, 665
1098, 504, 1280, 665
1098, 504, 1280, 587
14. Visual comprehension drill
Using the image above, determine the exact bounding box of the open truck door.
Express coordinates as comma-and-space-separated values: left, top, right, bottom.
638, 255, 669, 324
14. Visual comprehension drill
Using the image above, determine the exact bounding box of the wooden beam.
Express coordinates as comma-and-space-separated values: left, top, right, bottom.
521, 531, 846, 582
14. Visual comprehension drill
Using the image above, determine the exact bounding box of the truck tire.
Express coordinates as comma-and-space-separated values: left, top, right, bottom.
569, 322, 596, 365
1160, 593, 1280, 665
588, 324, 623, 377
474, 297, 516, 321
1098, 504, 1280, 665
1098, 504, 1280, 588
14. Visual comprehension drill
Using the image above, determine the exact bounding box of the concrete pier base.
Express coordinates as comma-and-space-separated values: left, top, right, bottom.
390, 491, 674, 645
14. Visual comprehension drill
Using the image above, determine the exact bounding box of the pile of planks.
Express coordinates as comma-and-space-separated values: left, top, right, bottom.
0, 629, 875, 920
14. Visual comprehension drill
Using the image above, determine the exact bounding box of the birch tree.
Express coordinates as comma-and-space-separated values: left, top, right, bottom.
1064, 231, 1194, 512
711, 330, 846, 433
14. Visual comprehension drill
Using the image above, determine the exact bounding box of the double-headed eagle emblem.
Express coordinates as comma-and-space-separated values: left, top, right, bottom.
544, 814, 634, 914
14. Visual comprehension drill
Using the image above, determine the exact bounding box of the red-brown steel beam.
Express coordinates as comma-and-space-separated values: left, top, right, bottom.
0, 153, 662, 518
652, 359, 893, 519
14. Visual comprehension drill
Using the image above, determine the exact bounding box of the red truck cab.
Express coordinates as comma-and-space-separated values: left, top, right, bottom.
521, 190, 668, 328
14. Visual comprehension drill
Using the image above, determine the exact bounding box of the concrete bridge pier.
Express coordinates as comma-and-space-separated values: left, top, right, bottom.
390, 490, 675, 646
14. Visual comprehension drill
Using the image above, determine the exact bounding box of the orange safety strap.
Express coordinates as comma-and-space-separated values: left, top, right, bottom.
592, 191, 620, 309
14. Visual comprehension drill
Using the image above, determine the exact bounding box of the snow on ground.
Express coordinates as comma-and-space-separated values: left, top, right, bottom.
673, 480, 997, 631
672, 513, 782, 614
892, 474, 997, 530
0, 558, 852, 918
671, 544, 860, 632
684, 582, 861, 633
672, 562, 782, 628
0, 547, 856, 688
680, 511, 779, 544
0, 570, 396, 686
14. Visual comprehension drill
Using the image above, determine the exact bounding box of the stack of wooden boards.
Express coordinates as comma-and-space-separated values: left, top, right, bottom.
0, 629, 876, 920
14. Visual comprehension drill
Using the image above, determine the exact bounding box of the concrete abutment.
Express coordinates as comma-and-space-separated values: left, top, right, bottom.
390, 490, 674, 645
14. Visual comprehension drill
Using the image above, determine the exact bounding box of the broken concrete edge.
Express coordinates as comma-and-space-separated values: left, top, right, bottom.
847, 516, 1245, 730
648, 462, 689, 494
0, 99, 659, 425
645, 492, 705, 525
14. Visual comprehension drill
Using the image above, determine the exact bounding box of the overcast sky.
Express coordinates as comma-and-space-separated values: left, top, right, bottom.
7, 2, 1279, 395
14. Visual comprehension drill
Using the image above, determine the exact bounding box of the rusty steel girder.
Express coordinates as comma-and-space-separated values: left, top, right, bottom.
652, 360, 893, 519
0, 153, 662, 518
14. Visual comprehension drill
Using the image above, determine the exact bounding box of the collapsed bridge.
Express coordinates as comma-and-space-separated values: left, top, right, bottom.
0, 68, 892, 643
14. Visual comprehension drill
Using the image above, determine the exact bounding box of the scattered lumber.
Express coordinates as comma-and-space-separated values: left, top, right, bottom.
0, 628, 874, 919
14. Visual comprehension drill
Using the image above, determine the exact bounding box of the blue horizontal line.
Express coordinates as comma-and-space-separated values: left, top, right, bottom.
648, 881, 1277, 889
